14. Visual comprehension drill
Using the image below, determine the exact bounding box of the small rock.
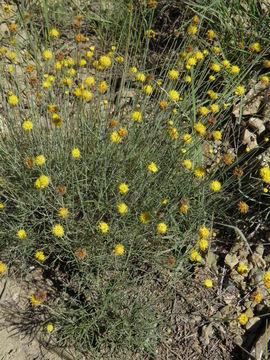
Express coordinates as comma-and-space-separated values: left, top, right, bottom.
246, 316, 260, 330
201, 324, 213, 346
225, 253, 239, 269
248, 117, 265, 135
234, 335, 243, 346
242, 129, 258, 149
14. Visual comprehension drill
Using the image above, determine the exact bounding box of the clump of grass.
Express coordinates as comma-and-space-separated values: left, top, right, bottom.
0, 0, 270, 357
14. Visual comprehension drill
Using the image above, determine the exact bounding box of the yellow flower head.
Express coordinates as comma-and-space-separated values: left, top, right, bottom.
117, 202, 128, 215
198, 226, 210, 238
72, 148, 80, 158
17, 229, 27, 239
113, 244, 124, 256
213, 130, 222, 141
136, 72, 146, 82
148, 162, 158, 173
237, 201, 249, 213
46, 324, 54, 332
50, 28, 59, 37
194, 166, 205, 178
142, 84, 153, 95
235, 86, 245, 95
99, 55, 111, 68
198, 238, 209, 251
189, 249, 202, 262
187, 24, 197, 35
0, 261, 7, 275
210, 63, 220, 72
199, 106, 209, 116
52, 224, 64, 237
169, 89, 179, 102
204, 278, 213, 288
210, 180, 221, 191
84, 76, 95, 87
157, 222, 167, 234
230, 65, 240, 75
35, 251, 45, 262
43, 49, 53, 60
35, 175, 50, 189
132, 111, 142, 122
237, 262, 249, 275
119, 183, 129, 194
183, 134, 192, 143
168, 69, 179, 80
238, 313, 248, 326
249, 42, 261, 52
206, 29, 215, 39
22, 120, 33, 131
58, 207, 69, 218
140, 212, 150, 224
110, 131, 122, 143
210, 103, 219, 113
98, 81, 108, 94
99, 221, 109, 233
35, 155, 45, 166
194, 122, 206, 136
260, 166, 270, 183
8, 94, 18, 106
182, 159, 192, 170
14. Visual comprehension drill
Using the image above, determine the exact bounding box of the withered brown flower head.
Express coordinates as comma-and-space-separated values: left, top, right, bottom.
56, 184, 67, 195
75, 247, 87, 260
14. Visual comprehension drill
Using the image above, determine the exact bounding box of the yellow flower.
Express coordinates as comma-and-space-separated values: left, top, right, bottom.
35, 155, 45, 166
208, 90, 218, 100
35, 251, 45, 262
17, 229, 27, 239
140, 212, 150, 223
222, 59, 230, 68
98, 81, 108, 93
35, 175, 50, 189
43, 49, 53, 60
198, 227, 210, 238
99, 55, 111, 68
72, 148, 80, 158
168, 69, 179, 79
110, 131, 122, 143
169, 89, 179, 102
204, 278, 213, 288
210, 63, 220, 72
136, 72, 146, 82
209, 75, 216, 81
238, 313, 248, 326
148, 162, 158, 173
198, 239, 209, 251
189, 249, 202, 262
206, 29, 215, 39
194, 122, 206, 136
46, 324, 54, 332
52, 224, 64, 237
142, 84, 153, 95
119, 183, 129, 194
8, 94, 18, 106
230, 65, 240, 75
187, 24, 197, 35
30, 294, 42, 307
185, 75, 191, 83
113, 244, 124, 256
199, 106, 209, 116
157, 222, 167, 234
98, 221, 109, 233
168, 126, 178, 139
237, 201, 249, 213
0, 261, 7, 275
194, 166, 205, 178
0, 202, 4, 209
182, 159, 192, 170
82, 90, 92, 102
183, 134, 192, 143
58, 207, 69, 218
130, 66, 137, 74
260, 166, 270, 183
235, 86, 245, 95
237, 262, 249, 275
194, 51, 204, 60
210, 104, 219, 113
84, 76, 95, 87
145, 29, 156, 38
251, 291, 262, 303
260, 75, 269, 84
210, 180, 221, 191
132, 111, 142, 122
22, 119, 32, 131
117, 202, 128, 215
50, 28, 59, 37
213, 130, 222, 141
249, 42, 261, 52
